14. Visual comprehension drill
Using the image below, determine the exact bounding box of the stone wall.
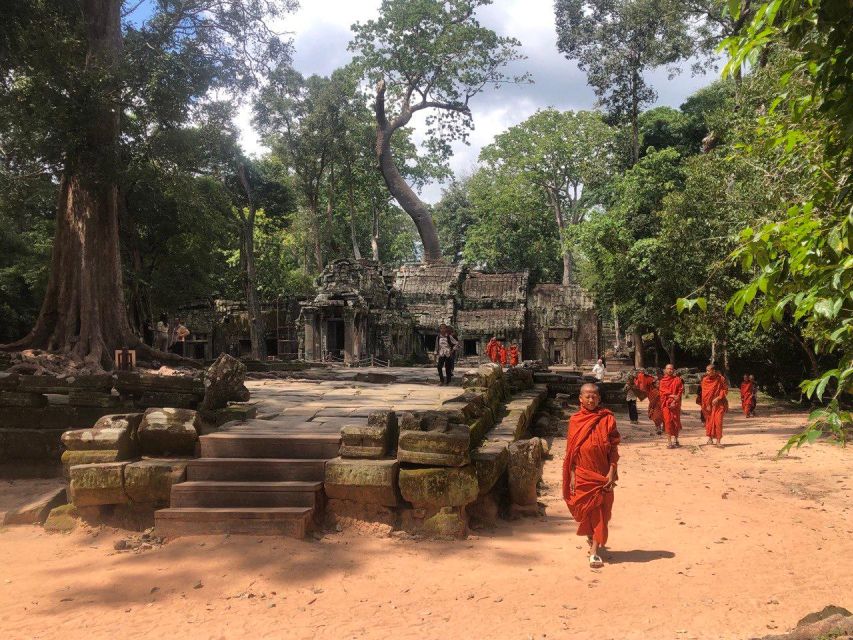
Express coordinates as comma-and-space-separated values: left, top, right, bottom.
324, 363, 548, 538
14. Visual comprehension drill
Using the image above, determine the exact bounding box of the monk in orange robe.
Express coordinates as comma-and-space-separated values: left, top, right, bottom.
563, 383, 620, 569
658, 363, 684, 449
498, 343, 507, 367
633, 370, 655, 401
486, 336, 499, 363
646, 379, 664, 435
739, 374, 755, 417
701, 364, 729, 446
509, 344, 520, 367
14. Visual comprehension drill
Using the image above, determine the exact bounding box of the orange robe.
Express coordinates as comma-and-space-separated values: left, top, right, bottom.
702, 373, 729, 440
658, 374, 684, 437
633, 372, 654, 401
562, 406, 621, 546
499, 345, 507, 366
739, 381, 755, 417
486, 339, 499, 363
509, 345, 519, 366
647, 386, 664, 428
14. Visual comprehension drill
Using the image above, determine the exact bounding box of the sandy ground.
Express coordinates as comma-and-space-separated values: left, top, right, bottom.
1, 395, 851, 640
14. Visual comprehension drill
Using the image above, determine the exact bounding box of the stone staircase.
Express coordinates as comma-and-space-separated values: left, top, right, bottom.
155, 419, 340, 538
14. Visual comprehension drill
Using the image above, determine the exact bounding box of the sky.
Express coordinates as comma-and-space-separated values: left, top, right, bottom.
233, 0, 717, 203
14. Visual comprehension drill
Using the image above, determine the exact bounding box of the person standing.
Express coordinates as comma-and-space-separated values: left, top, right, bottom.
592, 358, 606, 381
740, 373, 755, 418
509, 343, 520, 367
154, 314, 169, 352
702, 364, 729, 446
486, 336, 499, 363
563, 383, 621, 569
624, 376, 639, 424
434, 324, 458, 386
658, 364, 684, 449
498, 342, 508, 369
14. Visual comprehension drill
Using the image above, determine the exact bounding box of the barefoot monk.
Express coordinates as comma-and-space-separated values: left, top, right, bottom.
659, 364, 684, 449
563, 383, 621, 569
702, 364, 729, 446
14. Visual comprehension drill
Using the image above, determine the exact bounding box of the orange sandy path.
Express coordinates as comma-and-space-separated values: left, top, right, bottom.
1, 399, 851, 640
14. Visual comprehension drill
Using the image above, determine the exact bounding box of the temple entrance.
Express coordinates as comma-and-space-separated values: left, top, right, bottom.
326, 319, 345, 357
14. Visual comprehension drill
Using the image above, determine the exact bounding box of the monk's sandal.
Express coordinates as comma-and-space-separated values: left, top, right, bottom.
589, 555, 604, 569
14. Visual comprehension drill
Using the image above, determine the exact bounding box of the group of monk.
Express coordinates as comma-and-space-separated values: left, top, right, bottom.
564, 365, 759, 568
485, 336, 519, 368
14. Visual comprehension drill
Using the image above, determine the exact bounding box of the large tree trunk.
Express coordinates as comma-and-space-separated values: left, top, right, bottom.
1, 0, 186, 369
237, 164, 266, 362
370, 199, 380, 262
374, 82, 442, 262
348, 181, 362, 260
632, 327, 645, 368
547, 189, 572, 285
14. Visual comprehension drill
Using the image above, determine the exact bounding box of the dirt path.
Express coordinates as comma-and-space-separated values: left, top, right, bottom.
1, 398, 851, 640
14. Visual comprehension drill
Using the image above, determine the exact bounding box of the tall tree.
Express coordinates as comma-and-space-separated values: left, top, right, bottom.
554, 0, 695, 165
479, 109, 615, 283
0, 0, 294, 368
349, 0, 527, 262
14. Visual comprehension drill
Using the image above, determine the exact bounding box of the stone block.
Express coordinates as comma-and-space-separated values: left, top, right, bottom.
200, 353, 248, 411
0, 428, 65, 461
43, 504, 79, 533
325, 499, 397, 530
67, 391, 121, 408
69, 462, 129, 507
0, 405, 121, 430
61, 413, 143, 457
115, 371, 204, 396
398, 465, 479, 508
467, 489, 503, 529
507, 438, 543, 508
397, 427, 471, 467
200, 404, 257, 428
137, 408, 200, 456
124, 459, 188, 505
15, 376, 71, 395
340, 410, 397, 458
0, 372, 19, 391
400, 505, 468, 539
3, 486, 67, 525
471, 442, 509, 495
61, 450, 123, 480
0, 391, 47, 408
324, 457, 400, 506
136, 391, 201, 409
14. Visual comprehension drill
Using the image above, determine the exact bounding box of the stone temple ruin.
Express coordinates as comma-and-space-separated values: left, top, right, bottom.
300, 259, 601, 366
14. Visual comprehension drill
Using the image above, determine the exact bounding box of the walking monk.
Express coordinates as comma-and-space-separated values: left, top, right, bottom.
740, 374, 755, 417
486, 336, 499, 363
563, 383, 621, 569
509, 343, 520, 367
498, 343, 508, 368
659, 364, 684, 449
702, 365, 729, 446
633, 370, 655, 400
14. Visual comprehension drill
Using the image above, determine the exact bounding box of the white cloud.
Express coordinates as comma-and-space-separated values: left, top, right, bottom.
238, 0, 717, 203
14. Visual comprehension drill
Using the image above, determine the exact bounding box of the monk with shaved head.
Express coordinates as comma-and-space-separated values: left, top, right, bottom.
563, 383, 621, 569
702, 364, 729, 446
659, 364, 684, 449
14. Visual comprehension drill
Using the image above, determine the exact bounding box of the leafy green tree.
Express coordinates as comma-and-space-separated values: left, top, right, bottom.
349, 0, 527, 261
479, 109, 615, 283
554, 0, 697, 165
433, 177, 476, 262
0, 0, 295, 367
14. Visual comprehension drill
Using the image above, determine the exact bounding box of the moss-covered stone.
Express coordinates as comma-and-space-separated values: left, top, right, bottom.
324, 457, 400, 506
69, 462, 129, 507
138, 408, 200, 456
61, 413, 143, 457
124, 459, 188, 505
471, 442, 508, 495
340, 411, 397, 458
43, 504, 79, 533
0, 391, 47, 408
61, 449, 123, 480
400, 505, 468, 538
398, 465, 479, 508
397, 427, 471, 467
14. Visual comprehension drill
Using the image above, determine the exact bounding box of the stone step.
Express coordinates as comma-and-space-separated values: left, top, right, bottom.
170, 480, 323, 508
186, 458, 327, 482
199, 433, 340, 459
155, 507, 312, 538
